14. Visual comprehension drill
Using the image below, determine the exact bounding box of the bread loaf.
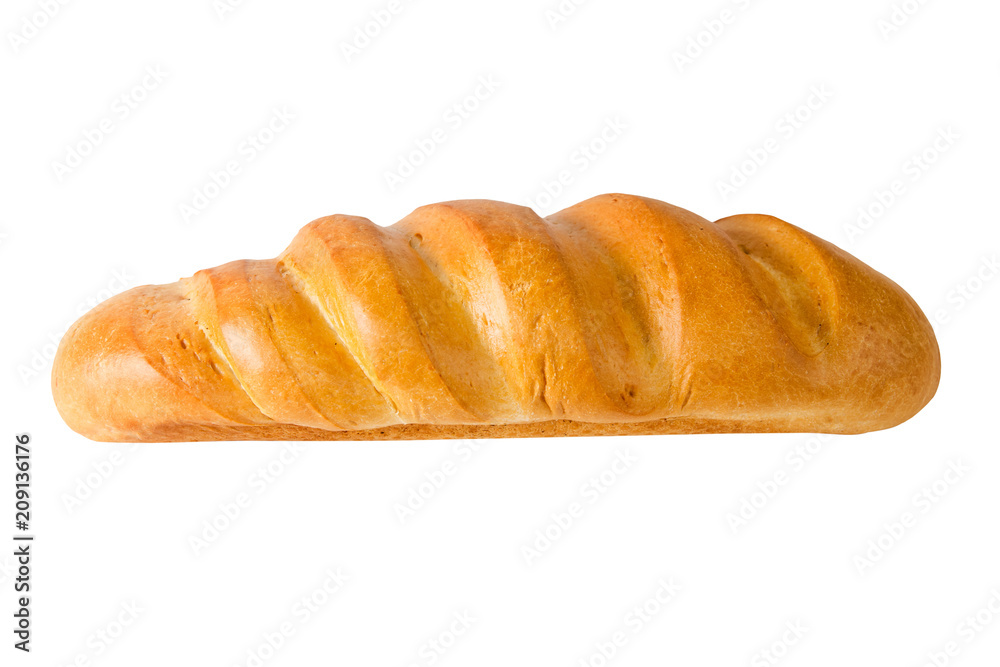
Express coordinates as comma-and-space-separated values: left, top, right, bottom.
52, 194, 940, 441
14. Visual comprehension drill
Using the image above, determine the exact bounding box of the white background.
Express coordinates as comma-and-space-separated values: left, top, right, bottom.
2, 0, 999, 665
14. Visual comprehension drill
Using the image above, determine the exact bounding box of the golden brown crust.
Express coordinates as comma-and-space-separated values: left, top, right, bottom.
51, 194, 940, 442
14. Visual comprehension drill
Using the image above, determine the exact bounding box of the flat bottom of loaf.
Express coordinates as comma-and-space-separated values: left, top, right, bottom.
111, 415, 865, 442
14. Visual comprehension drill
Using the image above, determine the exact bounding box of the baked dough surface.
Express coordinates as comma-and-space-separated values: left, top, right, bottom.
52, 194, 940, 441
